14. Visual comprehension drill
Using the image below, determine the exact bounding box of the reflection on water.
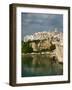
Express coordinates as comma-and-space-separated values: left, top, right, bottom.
22, 54, 63, 77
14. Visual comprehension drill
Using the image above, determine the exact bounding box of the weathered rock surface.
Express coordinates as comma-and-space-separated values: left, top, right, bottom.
23, 31, 63, 63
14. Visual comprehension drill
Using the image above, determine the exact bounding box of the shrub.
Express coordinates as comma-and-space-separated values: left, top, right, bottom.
22, 41, 33, 53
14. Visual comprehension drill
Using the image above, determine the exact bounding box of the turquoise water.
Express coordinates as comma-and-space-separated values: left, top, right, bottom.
22, 54, 63, 77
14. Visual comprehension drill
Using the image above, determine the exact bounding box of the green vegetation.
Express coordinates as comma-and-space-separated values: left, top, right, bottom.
22, 41, 33, 53
22, 40, 56, 54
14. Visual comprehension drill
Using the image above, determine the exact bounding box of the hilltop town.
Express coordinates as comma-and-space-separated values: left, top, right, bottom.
22, 30, 63, 63
24, 31, 63, 43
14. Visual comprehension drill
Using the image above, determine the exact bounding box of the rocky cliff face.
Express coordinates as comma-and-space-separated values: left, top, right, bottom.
29, 39, 51, 51
23, 31, 63, 63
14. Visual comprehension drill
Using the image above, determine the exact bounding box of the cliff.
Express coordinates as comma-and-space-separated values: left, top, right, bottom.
23, 31, 63, 63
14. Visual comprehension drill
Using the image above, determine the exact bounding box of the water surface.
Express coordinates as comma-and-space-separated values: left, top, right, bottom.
22, 54, 63, 77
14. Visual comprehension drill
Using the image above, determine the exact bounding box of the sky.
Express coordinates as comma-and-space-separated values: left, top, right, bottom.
21, 13, 63, 40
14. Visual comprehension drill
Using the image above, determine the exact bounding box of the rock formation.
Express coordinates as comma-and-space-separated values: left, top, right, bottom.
23, 31, 63, 63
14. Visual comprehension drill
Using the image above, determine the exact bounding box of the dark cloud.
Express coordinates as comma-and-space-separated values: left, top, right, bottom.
21, 13, 63, 40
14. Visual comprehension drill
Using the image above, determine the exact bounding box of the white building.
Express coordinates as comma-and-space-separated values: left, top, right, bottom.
23, 31, 63, 43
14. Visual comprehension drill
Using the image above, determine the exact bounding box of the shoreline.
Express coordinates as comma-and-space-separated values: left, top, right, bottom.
22, 52, 63, 64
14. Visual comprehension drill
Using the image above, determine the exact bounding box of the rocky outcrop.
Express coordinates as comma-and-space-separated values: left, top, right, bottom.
29, 39, 51, 51
23, 31, 63, 63
29, 40, 63, 63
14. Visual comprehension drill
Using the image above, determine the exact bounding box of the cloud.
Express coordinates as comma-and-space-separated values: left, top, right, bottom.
21, 13, 63, 40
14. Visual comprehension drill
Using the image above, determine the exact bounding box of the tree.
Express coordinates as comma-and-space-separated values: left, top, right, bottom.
22, 41, 33, 53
